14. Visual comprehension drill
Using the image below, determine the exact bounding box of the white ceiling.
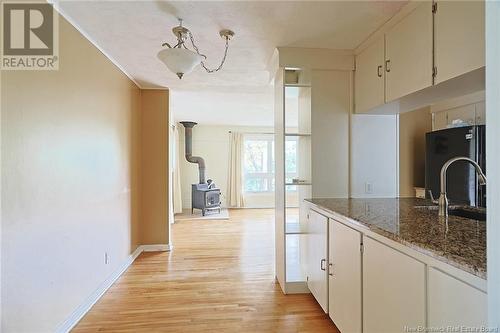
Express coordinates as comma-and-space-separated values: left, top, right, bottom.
56, 1, 406, 126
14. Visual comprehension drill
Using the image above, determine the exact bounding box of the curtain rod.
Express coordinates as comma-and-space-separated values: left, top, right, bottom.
228, 131, 274, 135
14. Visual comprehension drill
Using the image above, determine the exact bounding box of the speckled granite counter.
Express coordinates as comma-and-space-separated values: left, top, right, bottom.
305, 198, 486, 279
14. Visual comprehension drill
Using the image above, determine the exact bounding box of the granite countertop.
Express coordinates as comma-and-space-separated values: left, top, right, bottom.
306, 198, 486, 279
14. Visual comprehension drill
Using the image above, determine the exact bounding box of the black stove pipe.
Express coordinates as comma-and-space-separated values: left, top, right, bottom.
180, 121, 206, 184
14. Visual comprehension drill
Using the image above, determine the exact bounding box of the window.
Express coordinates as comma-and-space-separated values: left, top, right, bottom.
243, 135, 298, 192
244, 136, 274, 192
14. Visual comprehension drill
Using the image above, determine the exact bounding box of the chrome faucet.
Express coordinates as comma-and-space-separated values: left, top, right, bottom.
439, 157, 487, 217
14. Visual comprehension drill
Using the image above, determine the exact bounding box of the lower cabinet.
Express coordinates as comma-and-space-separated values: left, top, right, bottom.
363, 237, 426, 333
306, 206, 488, 332
428, 267, 487, 328
306, 209, 328, 312
328, 219, 362, 333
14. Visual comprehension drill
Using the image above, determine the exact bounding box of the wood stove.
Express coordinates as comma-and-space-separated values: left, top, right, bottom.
180, 121, 221, 216
191, 182, 221, 216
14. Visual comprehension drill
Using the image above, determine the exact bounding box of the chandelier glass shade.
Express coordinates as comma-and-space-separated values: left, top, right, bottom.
157, 19, 234, 79
157, 48, 203, 79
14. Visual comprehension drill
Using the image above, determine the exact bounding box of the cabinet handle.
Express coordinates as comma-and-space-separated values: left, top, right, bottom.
385, 59, 391, 72
377, 65, 383, 77
320, 259, 326, 271
328, 263, 333, 276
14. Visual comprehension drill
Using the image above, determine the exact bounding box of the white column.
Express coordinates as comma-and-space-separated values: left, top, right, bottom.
486, 0, 500, 328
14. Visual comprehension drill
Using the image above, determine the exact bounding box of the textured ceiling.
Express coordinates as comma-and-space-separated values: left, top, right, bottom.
56, 1, 406, 125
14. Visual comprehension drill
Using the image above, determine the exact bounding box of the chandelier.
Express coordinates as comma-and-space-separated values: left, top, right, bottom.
157, 19, 235, 79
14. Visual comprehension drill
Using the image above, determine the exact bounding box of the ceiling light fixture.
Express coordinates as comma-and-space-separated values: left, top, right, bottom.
157, 19, 235, 79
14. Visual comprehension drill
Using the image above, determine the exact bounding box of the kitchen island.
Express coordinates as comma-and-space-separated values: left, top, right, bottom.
303, 197, 487, 333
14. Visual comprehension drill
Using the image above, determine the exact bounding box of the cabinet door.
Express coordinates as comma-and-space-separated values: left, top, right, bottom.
428, 267, 487, 328
355, 37, 385, 113
307, 210, 328, 312
433, 111, 448, 131
446, 104, 476, 127
475, 101, 486, 125
328, 220, 362, 333
434, 0, 485, 84
385, 2, 433, 102
363, 237, 426, 333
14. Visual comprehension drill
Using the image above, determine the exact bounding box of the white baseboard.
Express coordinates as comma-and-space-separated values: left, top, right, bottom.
141, 244, 172, 252
55, 244, 171, 333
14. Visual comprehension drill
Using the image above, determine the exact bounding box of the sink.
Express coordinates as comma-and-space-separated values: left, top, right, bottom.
414, 205, 486, 221
448, 207, 486, 221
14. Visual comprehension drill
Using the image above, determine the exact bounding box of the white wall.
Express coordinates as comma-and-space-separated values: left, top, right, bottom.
311, 70, 351, 198
350, 114, 399, 198
486, 0, 500, 327
177, 124, 297, 209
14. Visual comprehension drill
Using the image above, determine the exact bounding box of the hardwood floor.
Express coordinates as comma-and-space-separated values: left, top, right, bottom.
73, 209, 339, 333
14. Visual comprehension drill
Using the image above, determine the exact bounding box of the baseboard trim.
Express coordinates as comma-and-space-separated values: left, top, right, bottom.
141, 244, 172, 252
55, 244, 171, 333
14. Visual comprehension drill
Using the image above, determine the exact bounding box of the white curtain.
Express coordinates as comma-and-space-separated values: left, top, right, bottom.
173, 125, 183, 214
227, 132, 244, 208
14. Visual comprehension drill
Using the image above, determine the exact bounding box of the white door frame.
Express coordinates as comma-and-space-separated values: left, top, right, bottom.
486, 1, 500, 328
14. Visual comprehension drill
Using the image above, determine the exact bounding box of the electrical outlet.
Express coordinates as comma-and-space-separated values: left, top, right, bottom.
365, 182, 373, 194
104, 252, 109, 265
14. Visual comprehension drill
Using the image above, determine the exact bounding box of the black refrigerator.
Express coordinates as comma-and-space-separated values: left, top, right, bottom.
425, 125, 486, 207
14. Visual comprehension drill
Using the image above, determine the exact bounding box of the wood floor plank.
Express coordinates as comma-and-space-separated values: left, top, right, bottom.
72, 209, 339, 333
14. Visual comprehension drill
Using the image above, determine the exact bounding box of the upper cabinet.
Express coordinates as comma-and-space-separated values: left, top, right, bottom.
354, 37, 385, 113
434, 0, 485, 84
385, 2, 433, 102
355, 2, 433, 112
354, 0, 485, 114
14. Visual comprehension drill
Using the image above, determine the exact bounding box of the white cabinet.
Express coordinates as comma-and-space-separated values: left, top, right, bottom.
428, 267, 487, 328
363, 237, 426, 333
355, 37, 385, 113
328, 220, 362, 333
354, 2, 433, 112
475, 101, 486, 125
432, 101, 485, 131
305, 204, 487, 332
434, 0, 485, 84
307, 210, 328, 312
385, 1, 433, 102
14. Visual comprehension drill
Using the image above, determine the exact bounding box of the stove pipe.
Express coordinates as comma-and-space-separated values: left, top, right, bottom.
180, 121, 206, 184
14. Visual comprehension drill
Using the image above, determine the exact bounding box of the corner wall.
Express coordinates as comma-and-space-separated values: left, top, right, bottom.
141, 90, 169, 244
398, 107, 432, 197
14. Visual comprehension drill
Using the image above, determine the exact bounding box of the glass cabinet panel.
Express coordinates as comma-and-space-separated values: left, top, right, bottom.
283, 68, 312, 286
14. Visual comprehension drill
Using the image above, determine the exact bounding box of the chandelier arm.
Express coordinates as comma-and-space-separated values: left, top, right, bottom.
188, 31, 229, 73
183, 42, 207, 59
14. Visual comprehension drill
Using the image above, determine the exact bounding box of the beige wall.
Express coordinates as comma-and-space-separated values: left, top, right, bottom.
141, 90, 169, 243
399, 107, 432, 197
1, 16, 169, 332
